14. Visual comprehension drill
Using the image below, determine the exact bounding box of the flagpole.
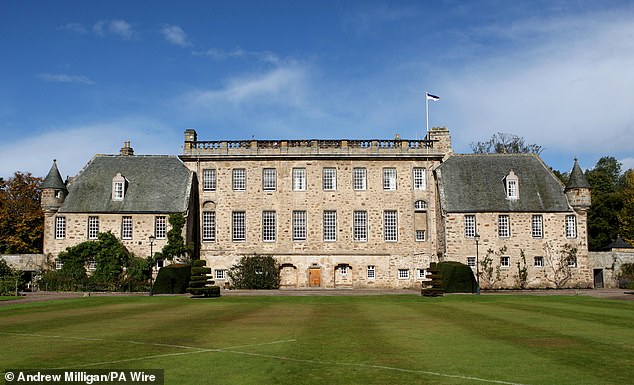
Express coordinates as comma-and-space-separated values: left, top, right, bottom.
425, 91, 429, 137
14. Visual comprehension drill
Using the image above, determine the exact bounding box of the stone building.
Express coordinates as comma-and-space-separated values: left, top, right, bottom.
41, 128, 593, 289
436, 155, 591, 288
41, 142, 195, 271
179, 128, 592, 289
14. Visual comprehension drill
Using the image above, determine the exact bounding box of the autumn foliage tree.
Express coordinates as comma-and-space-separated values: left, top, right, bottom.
0, 172, 43, 254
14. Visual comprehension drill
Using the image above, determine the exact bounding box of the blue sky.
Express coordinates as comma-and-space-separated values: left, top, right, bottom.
1, 0, 633, 179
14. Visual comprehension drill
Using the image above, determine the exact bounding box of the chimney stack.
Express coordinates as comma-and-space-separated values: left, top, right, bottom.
120, 141, 134, 156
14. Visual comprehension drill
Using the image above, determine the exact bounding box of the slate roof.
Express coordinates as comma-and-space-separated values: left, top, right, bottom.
565, 158, 591, 190
605, 235, 633, 250
40, 160, 67, 190
59, 155, 193, 213
436, 154, 571, 213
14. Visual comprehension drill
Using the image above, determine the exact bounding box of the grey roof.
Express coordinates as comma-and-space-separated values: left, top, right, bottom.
40, 160, 67, 190
565, 158, 591, 190
436, 154, 571, 213
605, 235, 633, 250
59, 155, 192, 213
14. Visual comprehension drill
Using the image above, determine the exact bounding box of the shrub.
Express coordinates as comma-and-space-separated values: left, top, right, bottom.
616, 263, 634, 289
186, 260, 219, 297
228, 254, 280, 289
154, 263, 192, 294
438, 261, 477, 293
422, 263, 443, 297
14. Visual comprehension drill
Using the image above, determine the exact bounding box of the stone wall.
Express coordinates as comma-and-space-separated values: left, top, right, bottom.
43, 212, 183, 261
589, 250, 634, 288
443, 211, 592, 289
183, 157, 442, 289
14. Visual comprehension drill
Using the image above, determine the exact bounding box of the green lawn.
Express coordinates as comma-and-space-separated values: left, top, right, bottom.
1, 294, 632, 385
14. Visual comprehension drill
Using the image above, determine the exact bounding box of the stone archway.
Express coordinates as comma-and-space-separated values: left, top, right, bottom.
279, 263, 298, 288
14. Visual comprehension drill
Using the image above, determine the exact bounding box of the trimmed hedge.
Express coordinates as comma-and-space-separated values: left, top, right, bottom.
187, 260, 220, 297
438, 261, 477, 293
153, 264, 191, 294
421, 262, 443, 297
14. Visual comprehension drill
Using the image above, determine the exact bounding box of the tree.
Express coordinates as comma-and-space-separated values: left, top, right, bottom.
617, 170, 634, 246
0, 258, 22, 296
586, 157, 623, 250
90, 232, 133, 291
153, 213, 194, 263
471, 132, 543, 155
0, 172, 43, 253
228, 254, 280, 289
47, 231, 137, 291
542, 242, 578, 289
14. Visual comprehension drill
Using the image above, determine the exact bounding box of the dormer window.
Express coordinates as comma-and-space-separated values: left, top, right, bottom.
112, 173, 127, 201
505, 170, 519, 200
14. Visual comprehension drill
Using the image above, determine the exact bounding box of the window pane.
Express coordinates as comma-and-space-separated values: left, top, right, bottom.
263, 168, 276, 191
202, 211, 216, 241
566, 215, 577, 238
121, 216, 133, 239
353, 167, 367, 190
384, 210, 398, 241
293, 168, 306, 191
232, 211, 246, 241
293, 211, 307, 241
413, 167, 426, 190
155, 216, 166, 239
464, 215, 476, 238
55, 217, 66, 239
262, 211, 276, 242
203, 169, 216, 191
532, 215, 543, 238
233, 169, 246, 191
353, 211, 367, 241
383, 168, 397, 190
323, 167, 336, 190
88, 216, 99, 240
498, 215, 510, 238
323, 211, 337, 241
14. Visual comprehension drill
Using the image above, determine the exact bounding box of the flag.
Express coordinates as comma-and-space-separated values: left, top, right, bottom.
426, 92, 440, 101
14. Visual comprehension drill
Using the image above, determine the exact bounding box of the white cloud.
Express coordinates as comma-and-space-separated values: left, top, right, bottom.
435, 12, 634, 159
193, 47, 279, 63
161, 24, 190, 47
58, 23, 87, 34
0, 119, 177, 179
37, 73, 95, 85
182, 65, 308, 105
93, 19, 134, 39
344, 4, 417, 35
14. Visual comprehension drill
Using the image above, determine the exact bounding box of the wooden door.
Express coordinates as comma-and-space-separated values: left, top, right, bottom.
593, 269, 604, 289
309, 268, 321, 287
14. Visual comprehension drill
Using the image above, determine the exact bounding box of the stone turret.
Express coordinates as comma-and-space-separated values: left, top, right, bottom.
40, 159, 67, 213
565, 158, 591, 212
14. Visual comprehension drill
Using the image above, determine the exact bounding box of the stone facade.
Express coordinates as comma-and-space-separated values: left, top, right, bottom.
180, 127, 592, 289
41, 127, 592, 290
444, 212, 590, 288
180, 128, 451, 289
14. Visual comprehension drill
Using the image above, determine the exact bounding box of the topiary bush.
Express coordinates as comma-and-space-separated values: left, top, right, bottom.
438, 261, 477, 293
422, 262, 443, 297
187, 260, 220, 297
153, 263, 191, 294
